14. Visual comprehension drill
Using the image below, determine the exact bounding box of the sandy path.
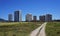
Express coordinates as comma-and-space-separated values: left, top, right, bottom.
29, 22, 47, 36
38, 22, 47, 36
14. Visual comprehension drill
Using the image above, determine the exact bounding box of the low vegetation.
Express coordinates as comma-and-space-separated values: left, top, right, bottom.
46, 22, 60, 36
0, 22, 43, 36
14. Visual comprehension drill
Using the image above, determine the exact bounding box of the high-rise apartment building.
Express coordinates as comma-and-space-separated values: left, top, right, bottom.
8, 14, 13, 22
14, 11, 20, 22
39, 15, 45, 22
20, 10, 22, 22
45, 14, 52, 22
33, 16, 37, 22
26, 14, 32, 22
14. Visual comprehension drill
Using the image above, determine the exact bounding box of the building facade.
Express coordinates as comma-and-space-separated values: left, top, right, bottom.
33, 16, 37, 22
39, 15, 45, 22
14, 11, 20, 22
8, 14, 13, 22
20, 11, 22, 22
45, 14, 52, 22
26, 14, 32, 22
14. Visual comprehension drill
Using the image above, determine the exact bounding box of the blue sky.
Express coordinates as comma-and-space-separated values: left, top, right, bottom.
0, 0, 60, 21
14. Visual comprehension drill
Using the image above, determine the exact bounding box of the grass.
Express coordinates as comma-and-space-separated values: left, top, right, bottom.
46, 22, 60, 36
0, 22, 43, 36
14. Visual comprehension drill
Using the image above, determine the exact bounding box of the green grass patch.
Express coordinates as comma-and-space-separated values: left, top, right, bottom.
46, 22, 60, 36
0, 22, 43, 36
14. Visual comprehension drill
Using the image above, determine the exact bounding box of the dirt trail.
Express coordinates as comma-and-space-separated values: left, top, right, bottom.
29, 22, 47, 36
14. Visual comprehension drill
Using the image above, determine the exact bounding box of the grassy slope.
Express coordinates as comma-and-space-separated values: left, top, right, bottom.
0, 22, 43, 36
46, 22, 60, 36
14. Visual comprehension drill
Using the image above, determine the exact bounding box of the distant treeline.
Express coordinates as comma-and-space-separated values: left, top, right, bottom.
0, 18, 60, 22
